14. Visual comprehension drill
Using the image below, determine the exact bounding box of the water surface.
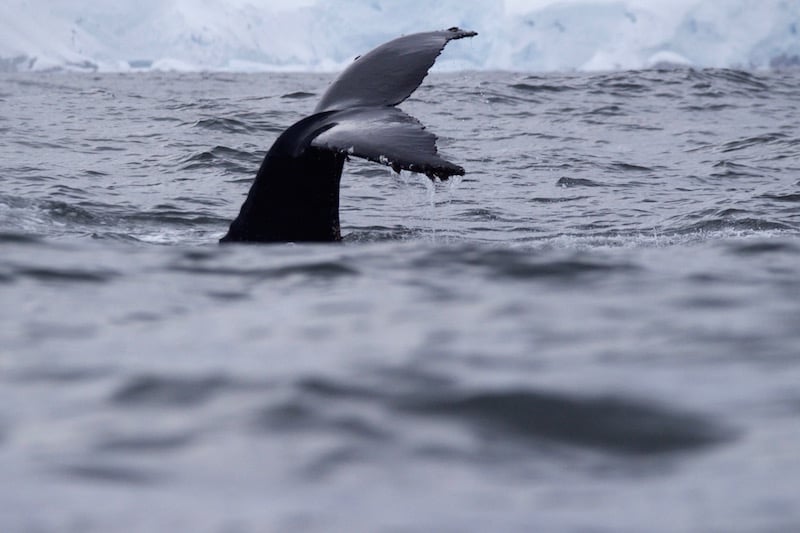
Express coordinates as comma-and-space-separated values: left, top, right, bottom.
1, 69, 799, 532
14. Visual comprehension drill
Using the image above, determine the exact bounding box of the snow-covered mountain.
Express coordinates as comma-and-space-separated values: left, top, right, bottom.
1, 0, 798, 72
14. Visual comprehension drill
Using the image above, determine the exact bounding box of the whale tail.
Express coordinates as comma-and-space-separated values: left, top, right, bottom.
314, 27, 478, 113
221, 28, 477, 243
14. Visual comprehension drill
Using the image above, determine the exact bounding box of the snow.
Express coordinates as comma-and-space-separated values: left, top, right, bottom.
1, 0, 798, 72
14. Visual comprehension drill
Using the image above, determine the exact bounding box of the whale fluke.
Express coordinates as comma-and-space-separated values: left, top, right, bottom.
315, 28, 478, 113
311, 107, 465, 179
221, 28, 476, 243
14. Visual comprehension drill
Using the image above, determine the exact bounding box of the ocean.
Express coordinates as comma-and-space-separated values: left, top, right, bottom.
1, 68, 799, 532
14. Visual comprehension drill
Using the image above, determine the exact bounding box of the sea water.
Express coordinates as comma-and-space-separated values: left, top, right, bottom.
1, 69, 799, 532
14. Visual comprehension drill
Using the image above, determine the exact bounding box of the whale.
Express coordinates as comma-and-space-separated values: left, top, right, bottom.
220, 27, 477, 243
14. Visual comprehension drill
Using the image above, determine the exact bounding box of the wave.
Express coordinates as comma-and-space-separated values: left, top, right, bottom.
9, 266, 119, 284
673, 217, 795, 234
179, 145, 263, 173
110, 374, 239, 407
168, 256, 359, 280
407, 389, 733, 454
254, 374, 735, 456
409, 246, 640, 280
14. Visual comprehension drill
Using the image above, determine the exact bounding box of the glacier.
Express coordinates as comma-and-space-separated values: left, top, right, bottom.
0, 0, 798, 72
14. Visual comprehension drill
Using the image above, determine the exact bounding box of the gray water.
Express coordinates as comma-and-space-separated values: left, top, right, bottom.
1, 69, 799, 532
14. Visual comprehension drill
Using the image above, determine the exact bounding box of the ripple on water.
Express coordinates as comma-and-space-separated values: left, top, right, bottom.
726, 239, 800, 256
509, 82, 575, 93
110, 374, 240, 408
12, 266, 119, 283
95, 432, 196, 453
0, 231, 43, 245
192, 117, 254, 134
555, 177, 606, 188
179, 145, 262, 173
57, 463, 164, 486
404, 389, 735, 455
264, 375, 735, 456
674, 217, 795, 235
167, 259, 359, 280
281, 91, 316, 99
758, 192, 800, 203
